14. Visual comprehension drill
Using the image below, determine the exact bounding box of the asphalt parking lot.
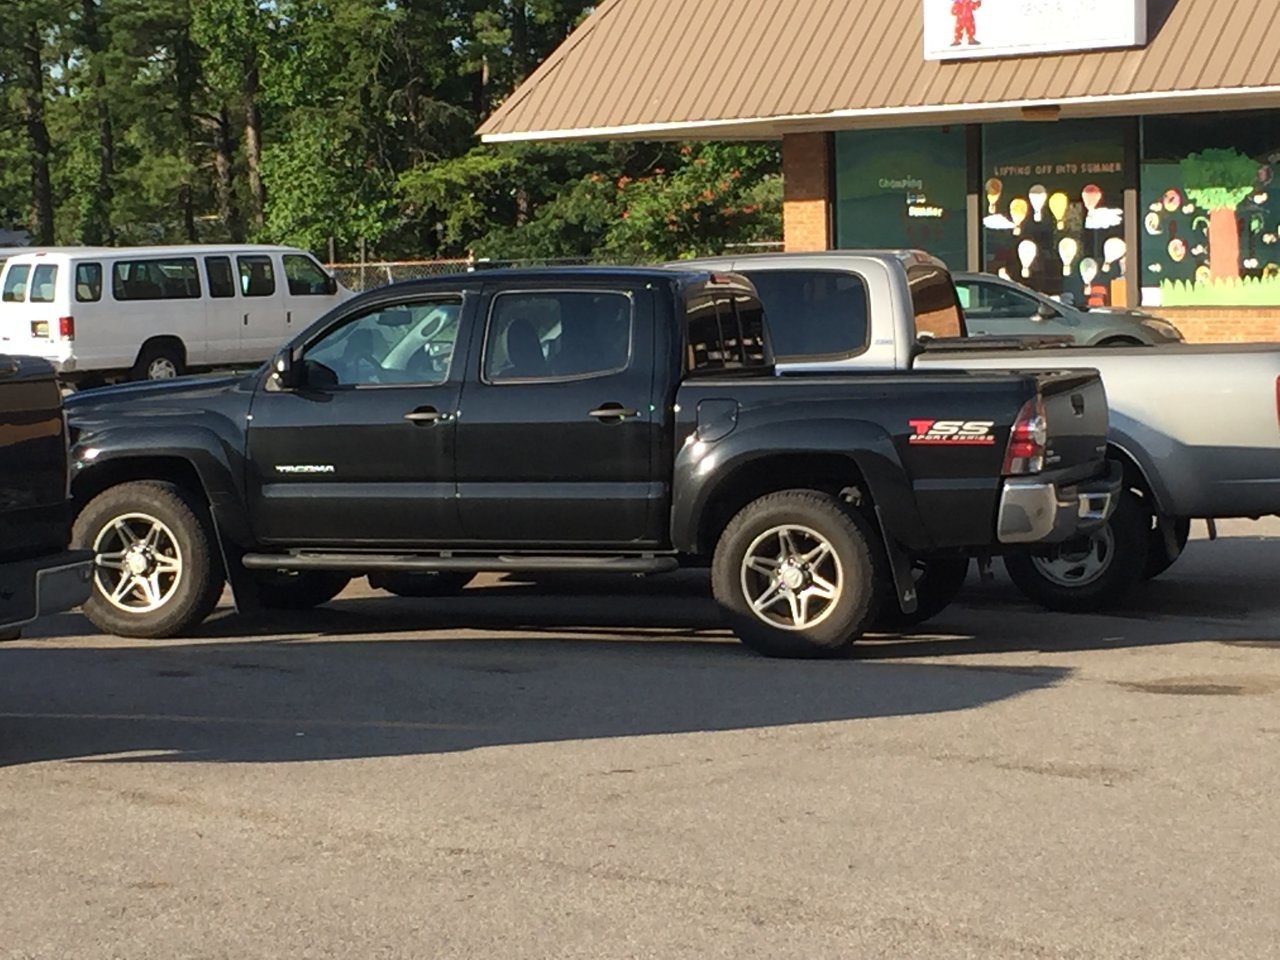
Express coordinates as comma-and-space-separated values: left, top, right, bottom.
3, 520, 1278, 960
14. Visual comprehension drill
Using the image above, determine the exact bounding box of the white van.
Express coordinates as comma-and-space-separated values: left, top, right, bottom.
0, 244, 354, 383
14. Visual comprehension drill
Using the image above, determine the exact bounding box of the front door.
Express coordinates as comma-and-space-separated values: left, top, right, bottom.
245, 293, 469, 546
955, 278, 1048, 337
281, 251, 343, 336
454, 285, 661, 547
235, 253, 288, 363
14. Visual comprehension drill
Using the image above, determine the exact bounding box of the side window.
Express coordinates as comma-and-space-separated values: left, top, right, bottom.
746, 270, 869, 360
484, 290, 632, 383
283, 254, 332, 296
301, 298, 463, 388
237, 255, 276, 297
2, 265, 30, 303
685, 293, 770, 374
908, 264, 965, 340
30, 264, 58, 303
205, 257, 236, 298
112, 258, 200, 300
75, 263, 103, 302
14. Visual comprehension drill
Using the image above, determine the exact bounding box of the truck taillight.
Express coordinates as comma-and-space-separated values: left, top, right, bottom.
59, 316, 75, 340
1003, 396, 1047, 475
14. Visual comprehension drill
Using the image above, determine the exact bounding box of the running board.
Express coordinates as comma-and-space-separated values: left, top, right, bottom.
241, 552, 679, 575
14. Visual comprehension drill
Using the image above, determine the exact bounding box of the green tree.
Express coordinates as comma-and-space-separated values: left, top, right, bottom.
1181, 148, 1260, 282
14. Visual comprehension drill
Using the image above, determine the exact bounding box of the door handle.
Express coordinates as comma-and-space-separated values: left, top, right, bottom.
286, 310, 292, 324
588, 403, 639, 422
243, 313, 249, 326
404, 406, 451, 424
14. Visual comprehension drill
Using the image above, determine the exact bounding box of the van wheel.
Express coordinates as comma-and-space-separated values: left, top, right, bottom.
711, 490, 882, 658
133, 342, 184, 381
251, 570, 351, 610
72, 481, 224, 638
871, 556, 969, 632
1004, 487, 1150, 612
368, 571, 475, 598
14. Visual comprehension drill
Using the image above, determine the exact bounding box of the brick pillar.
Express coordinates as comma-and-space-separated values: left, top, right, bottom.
782, 132, 833, 252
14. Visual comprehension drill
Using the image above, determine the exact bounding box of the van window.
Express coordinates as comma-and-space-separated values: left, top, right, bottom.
30, 264, 57, 303
283, 254, 331, 295
3, 265, 30, 302
76, 263, 103, 302
112, 258, 201, 300
744, 270, 869, 361
205, 257, 235, 298
238, 256, 276, 297
908, 263, 965, 340
685, 293, 770, 375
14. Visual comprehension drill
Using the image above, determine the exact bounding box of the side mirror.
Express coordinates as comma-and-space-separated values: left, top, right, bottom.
268, 348, 303, 391
325, 274, 338, 296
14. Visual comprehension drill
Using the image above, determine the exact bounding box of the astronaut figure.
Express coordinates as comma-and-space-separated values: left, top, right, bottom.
951, 0, 981, 45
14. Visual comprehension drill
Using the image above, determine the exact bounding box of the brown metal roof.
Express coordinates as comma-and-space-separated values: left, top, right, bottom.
478, 0, 1280, 142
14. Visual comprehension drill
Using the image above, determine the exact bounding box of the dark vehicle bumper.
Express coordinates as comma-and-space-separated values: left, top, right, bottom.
997, 462, 1122, 545
0, 550, 93, 632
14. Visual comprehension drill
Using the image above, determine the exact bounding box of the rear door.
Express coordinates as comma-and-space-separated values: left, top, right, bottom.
453, 284, 661, 546
202, 255, 242, 365
245, 291, 469, 546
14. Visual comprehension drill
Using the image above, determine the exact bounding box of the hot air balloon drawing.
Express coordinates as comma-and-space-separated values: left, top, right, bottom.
1028, 185, 1048, 223
1102, 237, 1127, 274
1009, 198, 1030, 237
1082, 185, 1103, 213
1058, 237, 1080, 277
985, 178, 1003, 214
1018, 240, 1039, 279
1049, 192, 1070, 230
1080, 257, 1099, 287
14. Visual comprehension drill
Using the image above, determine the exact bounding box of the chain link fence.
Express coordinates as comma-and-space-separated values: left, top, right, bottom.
326, 244, 784, 293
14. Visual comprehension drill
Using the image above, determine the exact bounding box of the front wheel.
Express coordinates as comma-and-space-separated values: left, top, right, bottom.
871, 557, 970, 633
72, 481, 224, 638
1004, 487, 1150, 613
711, 490, 882, 658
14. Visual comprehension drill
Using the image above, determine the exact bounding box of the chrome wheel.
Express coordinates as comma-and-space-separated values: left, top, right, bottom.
147, 357, 178, 379
92, 513, 184, 613
1031, 526, 1115, 588
739, 524, 843, 631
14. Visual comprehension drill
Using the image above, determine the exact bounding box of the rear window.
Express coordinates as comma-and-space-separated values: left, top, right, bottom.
908, 264, 965, 340
238, 255, 276, 297
112, 258, 201, 300
744, 270, 869, 361
685, 293, 770, 375
2, 265, 30, 302
76, 263, 102, 302
30, 264, 57, 303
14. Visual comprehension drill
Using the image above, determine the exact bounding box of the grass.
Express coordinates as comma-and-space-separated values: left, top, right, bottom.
1159, 275, 1280, 307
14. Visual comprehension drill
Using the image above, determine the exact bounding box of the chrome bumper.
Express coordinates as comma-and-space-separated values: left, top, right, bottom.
997, 463, 1122, 545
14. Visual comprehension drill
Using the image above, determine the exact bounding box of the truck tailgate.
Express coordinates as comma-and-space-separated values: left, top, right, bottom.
0, 354, 71, 562
1033, 371, 1110, 482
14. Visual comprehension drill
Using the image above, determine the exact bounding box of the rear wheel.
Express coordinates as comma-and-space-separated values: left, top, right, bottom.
132, 341, 184, 381
871, 556, 970, 632
368, 571, 476, 598
1097, 336, 1144, 347
711, 490, 882, 659
72, 481, 223, 638
250, 570, 351, 610
1004, 487, 1150, 612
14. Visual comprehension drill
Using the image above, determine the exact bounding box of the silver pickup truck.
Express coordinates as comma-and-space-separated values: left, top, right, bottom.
682, 251, 1280, 613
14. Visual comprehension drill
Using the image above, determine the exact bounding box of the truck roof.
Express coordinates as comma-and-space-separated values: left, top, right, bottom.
679, 249, 950, 271
365, 264, 758, 299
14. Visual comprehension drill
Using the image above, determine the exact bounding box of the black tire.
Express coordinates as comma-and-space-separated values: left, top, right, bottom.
1004, 487, 1151, 613
250, 570, 351, 610
1143, 517, 1191, 580
871, 556, 970, 633
0, 629, 21, 642
368, 571, 476, 598
72, 481, 224, 638
711, 490, 883, 659
131, 341, 184, 381
1097, 337, 1144, 347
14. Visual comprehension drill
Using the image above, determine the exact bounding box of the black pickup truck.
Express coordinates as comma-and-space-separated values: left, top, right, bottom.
63, 267, 1118, 658
0, 354, 92, 639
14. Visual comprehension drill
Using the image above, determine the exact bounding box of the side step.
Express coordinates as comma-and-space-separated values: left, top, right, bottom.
241, 552, 680, 576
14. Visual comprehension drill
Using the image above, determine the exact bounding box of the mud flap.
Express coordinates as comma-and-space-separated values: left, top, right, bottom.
209, 511, 262, 615
874, 505, 919, 615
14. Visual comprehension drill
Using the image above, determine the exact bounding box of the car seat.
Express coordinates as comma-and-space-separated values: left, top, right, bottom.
503, 317, 547, 379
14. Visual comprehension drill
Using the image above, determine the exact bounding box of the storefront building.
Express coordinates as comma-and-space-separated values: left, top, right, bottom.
480, 0, 1280, 341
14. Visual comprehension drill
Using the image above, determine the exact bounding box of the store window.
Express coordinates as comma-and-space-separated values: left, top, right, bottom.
981, 119, 1128, 307
834, 127, 967, 270
1140, 112, 1280, 307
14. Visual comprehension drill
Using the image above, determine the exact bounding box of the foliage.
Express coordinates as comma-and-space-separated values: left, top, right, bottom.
1180, 148, 1261, 212
1159, 275, 1280, 307
0, 1, 783, 260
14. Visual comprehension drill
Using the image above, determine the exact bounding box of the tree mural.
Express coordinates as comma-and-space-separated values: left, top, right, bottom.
1180, 148, 1259, 281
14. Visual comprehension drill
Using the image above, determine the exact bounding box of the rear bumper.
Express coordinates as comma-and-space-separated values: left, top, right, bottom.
997, 462, 1122, 545
0, 550, 93, 631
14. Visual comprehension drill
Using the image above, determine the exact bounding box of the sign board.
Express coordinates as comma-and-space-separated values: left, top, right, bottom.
923, 0, 1147, 61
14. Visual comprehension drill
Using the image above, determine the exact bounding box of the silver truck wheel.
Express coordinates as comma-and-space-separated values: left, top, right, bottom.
92, 512, 184, 613
712, 490, 882, 658
1030, 526, 1116, 588
739, 524, 843, 632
